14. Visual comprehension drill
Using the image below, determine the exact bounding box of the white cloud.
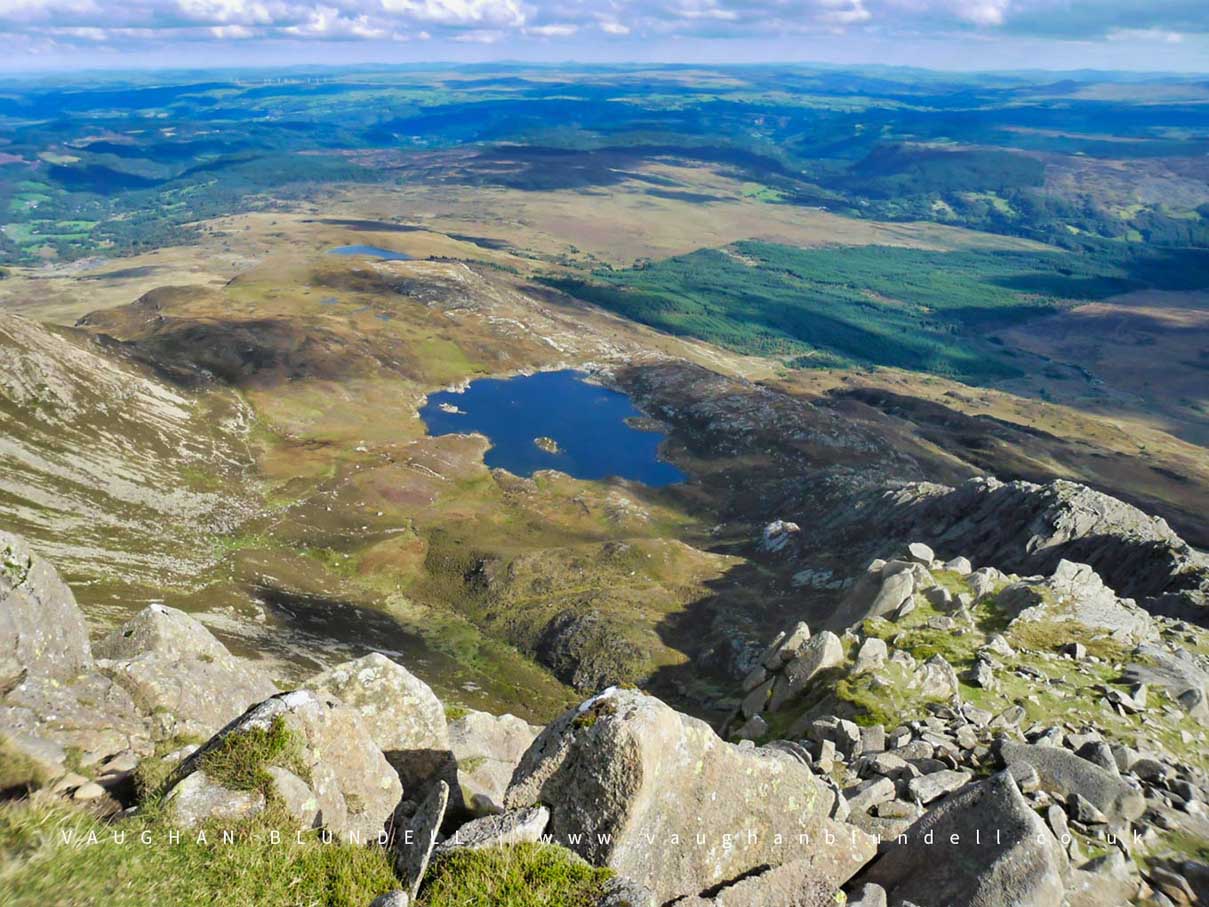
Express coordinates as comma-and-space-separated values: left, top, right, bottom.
1, 0, 1207, 55
952, 0, 1009, 26
526, 22, 577, 35
177, 0, 273, 25
378, 0, 525, 27
285, 5, 386, 36
209, 22, 254, 35
1108, 26, 1183, 43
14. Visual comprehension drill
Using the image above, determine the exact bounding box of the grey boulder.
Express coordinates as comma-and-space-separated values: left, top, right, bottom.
862, 771, 1068, 907
95, 604, 277, 739
505, 687, 873, 903
448, 708, 541, 816
308, 653, 450, 794
0, 529, 92, 683
997, 741, 1144, 823
172, 689, 402, 841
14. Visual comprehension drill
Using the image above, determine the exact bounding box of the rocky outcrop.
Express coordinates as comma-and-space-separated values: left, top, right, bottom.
505, 687, 873, 903
534, 609, 644, 692
1, 529, 151, 774
812, 477, 1209, 618
861, 771, 1069, 907
171, 690, 403, 841
95, 604, 277, 739
1, 528, 92, 683
308, 653, 449, 794
997, 559, 1157, 645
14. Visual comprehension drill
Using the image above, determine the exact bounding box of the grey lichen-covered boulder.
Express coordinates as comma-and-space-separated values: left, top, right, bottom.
597, 876, 657, 907
448, 708, 541, 816
95, 604, 277, 739
1, 529, 92, 683
172, 690, 403, 841
674, 862, 842, 907
0, 530, 150, 772
768, 631, 844, 711
997, 741, 1144, 823
308, 653, 450, 793
504, 687, 874, 904
1, 671, 151, 771
862, 771, 1069, 907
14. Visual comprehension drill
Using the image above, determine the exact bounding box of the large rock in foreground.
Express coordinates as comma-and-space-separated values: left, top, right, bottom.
95, 604, 277, 739
862, 771, 1068, 907
171, 690, 402, 841
1, 528, 93, 683
0, 529, 151, 772
308, 653, 449, 793
505, 688, 873, 903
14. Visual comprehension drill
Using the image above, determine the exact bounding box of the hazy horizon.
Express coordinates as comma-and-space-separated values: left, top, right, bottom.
2, 1, 1207, 74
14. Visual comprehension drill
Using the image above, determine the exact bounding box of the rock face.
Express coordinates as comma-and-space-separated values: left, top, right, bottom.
815, 477, 1209, 618
2, 670, 150, 771
862, 771, 1069, 907
447, 709, 541, 816
95, 604, 277, 739
505, 688, 872, 903
308, 653, 449, 793
172, 690, 402, 841
998, 560, 1157, 645
0, 529, 150, 772
534, 609, 644, 692
676, 858, 855, 907
1, 528, 92, 683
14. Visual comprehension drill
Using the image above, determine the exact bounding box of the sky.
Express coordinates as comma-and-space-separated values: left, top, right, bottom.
1, 0, 1207, 73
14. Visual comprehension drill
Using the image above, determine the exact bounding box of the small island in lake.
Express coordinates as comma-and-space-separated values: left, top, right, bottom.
534, 436, 561, 455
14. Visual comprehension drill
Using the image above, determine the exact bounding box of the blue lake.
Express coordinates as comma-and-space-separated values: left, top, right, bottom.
327, 244, 413, 261
420, 370, 685, 486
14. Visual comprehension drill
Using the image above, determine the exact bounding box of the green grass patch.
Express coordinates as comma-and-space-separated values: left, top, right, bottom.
443, 704, 470, 722
0, 799, 398, 907
195, 716, 309, 796
1006, 619, 1130, 662
418, 843, 611, 907
0, 738, 49, 796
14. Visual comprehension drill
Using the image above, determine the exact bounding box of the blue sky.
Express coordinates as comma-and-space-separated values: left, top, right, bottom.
1, 1, 1207, 72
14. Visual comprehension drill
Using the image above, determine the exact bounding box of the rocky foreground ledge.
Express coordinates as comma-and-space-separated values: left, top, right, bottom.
3, 526, 1209, 906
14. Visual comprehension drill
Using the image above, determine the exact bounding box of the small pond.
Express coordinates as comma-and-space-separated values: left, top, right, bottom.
327, 244, 413, 261
419, 370, 685, 486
